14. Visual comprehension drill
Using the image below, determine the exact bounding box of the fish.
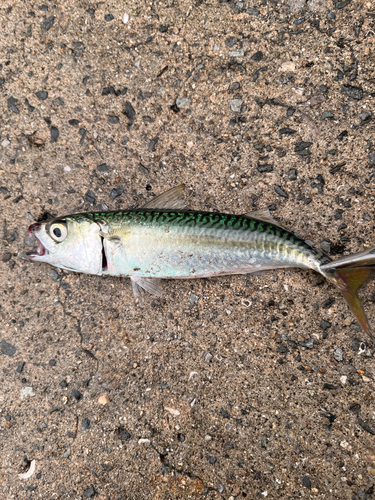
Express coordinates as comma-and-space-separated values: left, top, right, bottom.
24, 184, 375, 339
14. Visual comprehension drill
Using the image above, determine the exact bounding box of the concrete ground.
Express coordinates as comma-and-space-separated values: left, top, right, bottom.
1, 0, 375, 498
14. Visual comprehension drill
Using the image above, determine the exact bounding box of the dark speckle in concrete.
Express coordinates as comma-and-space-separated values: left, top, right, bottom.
0, 339, 17, 357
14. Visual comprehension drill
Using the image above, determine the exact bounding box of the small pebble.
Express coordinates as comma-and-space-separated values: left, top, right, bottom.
301, 339, 314, 349
257, 164, 273, 173
274, 186, 288, 198
229, 49, 245, 57
35, 91, 48, 101
98, 394, 109, 405
50, 126, 59, 143
7, 96, 19, 114
359, 111, 372, 122
72, 389, 82, 401
204, 352, 213, 363
230, 99, 242, 112
176, 97, 190, 108
302, 476, 311, 490
336, 1, 347, 9
219, 407, 230, 419
320, 320, 332, 330
118, 426, 131, 441
81, 418, 91, 430
336, 130, 348, 141
279, 127, 296, 136
148, 137, 159, 151
228, 82, 240, 91
333, 348, 343, 362
108, 116, 119, 124
357, 418, 375, 435
288, 168, 297, 180
225, 36, 238, 47
63, 444, 71, 458
295, 142, 313, 154
83, 485, 95, 498
42, 16, 55, 31
190, 293, 199, 305
25, 98, 35, 113
2, 253, 11, 263
124, 101, 136, 128
0, 339, 17, 357
85, 190, 96, 204
251, 51, 263, 62
97, 163, 110, 172
109, 187, 124, 200
16, 361, 25, 373
21, 387, 35, 399
49, 269, 61, 282
341, 85, 363, 100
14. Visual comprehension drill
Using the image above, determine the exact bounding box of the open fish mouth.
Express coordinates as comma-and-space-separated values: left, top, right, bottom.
25, 223, 47, 258
26, 237, 47, 258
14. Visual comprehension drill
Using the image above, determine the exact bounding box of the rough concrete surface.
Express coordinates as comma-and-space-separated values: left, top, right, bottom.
1, 0, 375, 499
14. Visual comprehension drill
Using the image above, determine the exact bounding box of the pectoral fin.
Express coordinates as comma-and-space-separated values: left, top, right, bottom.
131, 276, 162, 297
142, 184, 186, 210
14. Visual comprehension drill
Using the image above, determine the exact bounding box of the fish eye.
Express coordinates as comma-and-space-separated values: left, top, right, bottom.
50, 222, 67, 242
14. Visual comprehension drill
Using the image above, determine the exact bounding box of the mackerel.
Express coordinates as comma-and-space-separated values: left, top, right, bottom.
25, 185, 375, 339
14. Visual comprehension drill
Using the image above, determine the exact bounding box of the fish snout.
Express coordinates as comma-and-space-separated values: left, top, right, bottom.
29, 222, 41, 236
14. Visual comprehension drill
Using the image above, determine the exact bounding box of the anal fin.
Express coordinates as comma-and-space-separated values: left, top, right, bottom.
131, 276, 162, 297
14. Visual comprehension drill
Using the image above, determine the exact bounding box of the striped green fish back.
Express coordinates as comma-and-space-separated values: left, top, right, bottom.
63, 209, 318, 256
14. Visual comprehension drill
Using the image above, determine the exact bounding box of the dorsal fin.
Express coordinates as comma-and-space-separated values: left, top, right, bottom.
242, 208, 285, 229
141, 185, 186, 210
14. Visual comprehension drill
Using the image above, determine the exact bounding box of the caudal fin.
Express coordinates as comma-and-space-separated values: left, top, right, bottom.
321, 248, 375, 340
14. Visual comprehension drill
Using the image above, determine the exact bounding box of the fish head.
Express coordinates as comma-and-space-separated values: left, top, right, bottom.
25, 215, 103, 274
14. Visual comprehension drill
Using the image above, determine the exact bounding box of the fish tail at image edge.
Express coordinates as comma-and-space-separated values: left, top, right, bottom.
321, 247, 375, 340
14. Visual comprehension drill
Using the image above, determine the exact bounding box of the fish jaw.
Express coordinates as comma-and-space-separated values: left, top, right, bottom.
25, 223, 49, 261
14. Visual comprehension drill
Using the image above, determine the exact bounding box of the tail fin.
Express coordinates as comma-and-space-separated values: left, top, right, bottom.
321, 248, 375, 340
